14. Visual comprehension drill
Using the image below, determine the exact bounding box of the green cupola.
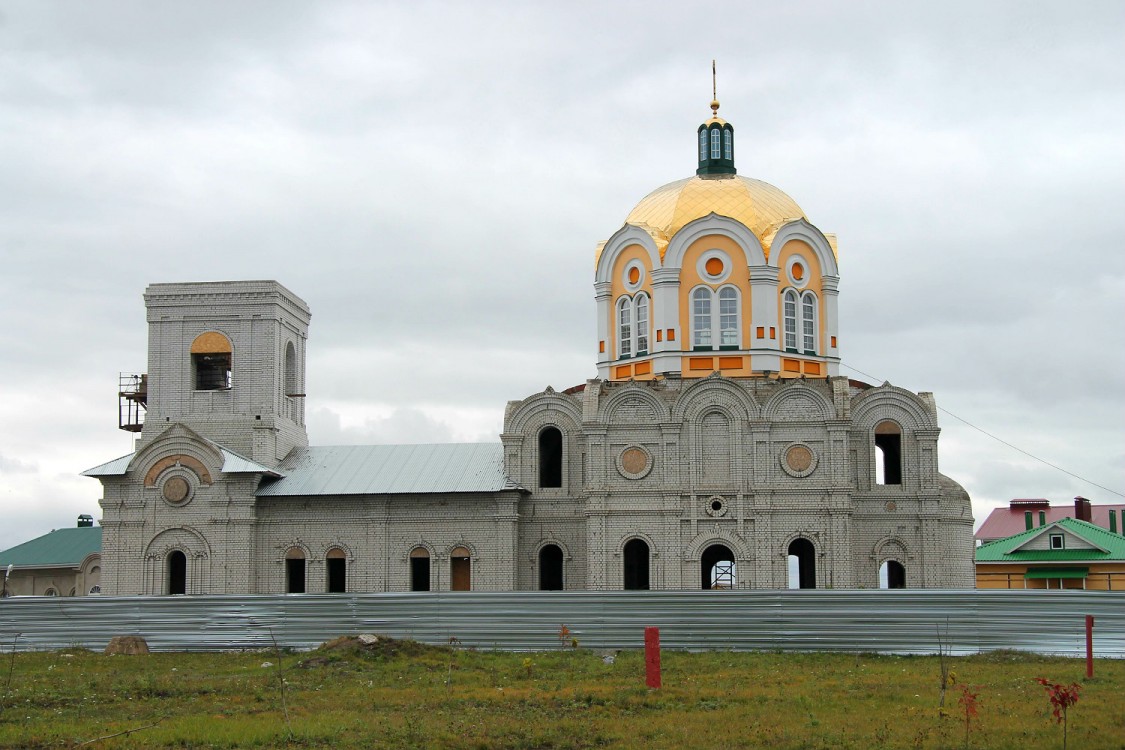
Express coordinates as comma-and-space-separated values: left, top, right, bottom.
696, 97, 736, 176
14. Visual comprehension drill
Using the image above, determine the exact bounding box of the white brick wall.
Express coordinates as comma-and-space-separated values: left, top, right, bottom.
94, 283, 975, 595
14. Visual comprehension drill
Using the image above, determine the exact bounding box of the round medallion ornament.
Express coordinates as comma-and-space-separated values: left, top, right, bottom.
697, 249, 732, 283
705, 496, 728, 517
885, 501, 897, 512
623, 260, 646, 292
162, 476, 191, 504
616, 445, 653, 480
781, 443, 818, 478
787, 256, 810, 288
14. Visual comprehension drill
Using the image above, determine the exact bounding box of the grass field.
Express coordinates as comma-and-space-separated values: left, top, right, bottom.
0, 637, 1121, 749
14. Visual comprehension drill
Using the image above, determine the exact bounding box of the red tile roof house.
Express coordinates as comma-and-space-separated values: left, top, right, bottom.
975, 497, 1125, 543
975, 498, 1125, 590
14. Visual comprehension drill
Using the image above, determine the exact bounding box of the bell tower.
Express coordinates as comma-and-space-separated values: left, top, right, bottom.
136, 280, 311, 467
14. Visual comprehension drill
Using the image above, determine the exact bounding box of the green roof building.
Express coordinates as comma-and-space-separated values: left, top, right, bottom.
0, 520, 102, 597
975, 517, 1125, 590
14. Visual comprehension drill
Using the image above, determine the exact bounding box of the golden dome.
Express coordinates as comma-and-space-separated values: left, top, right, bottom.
625, 175, 806, 255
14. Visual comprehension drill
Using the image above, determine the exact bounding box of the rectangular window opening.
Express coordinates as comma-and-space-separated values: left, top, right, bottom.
193, 353, 231, 390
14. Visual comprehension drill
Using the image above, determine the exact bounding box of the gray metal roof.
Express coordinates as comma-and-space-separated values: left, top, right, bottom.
82, 453, 135, 477
255, 443, 521, 497
82, 447, 279, 478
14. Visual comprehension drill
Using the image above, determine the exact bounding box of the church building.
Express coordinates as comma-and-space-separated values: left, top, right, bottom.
83, 97, 975, 595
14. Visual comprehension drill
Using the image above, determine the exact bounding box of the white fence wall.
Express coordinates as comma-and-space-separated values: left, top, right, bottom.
1, 590, 1122, 656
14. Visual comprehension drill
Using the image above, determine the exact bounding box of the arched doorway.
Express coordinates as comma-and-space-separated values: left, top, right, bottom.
623, 539, 650, 590
326, 548, 346, 593
701, 544, 736, 589
410, 547, 431, 592
167, 550, 187, 595
787, 538, 816, 589
880, 560, 906, 589
285, 547, 306, 594
539, 544, 564, 590
450, 546, 471, 591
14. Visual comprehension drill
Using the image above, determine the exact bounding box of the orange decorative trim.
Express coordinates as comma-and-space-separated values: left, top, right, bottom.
599, 341, 605, 353
667, 329, 676, 341
782, 358, 801, 373
190, 331, 231, 354
689, 357, 714, 370
718, 356, 742, 370
145, 455, 212, 487
802, 361, 823, 376
756, 326, 765, 339
614, 364, 633, 379
769, 327, 776, 340
656, 330, 663, 343
634, 360, 652, 376
831, 336, 837, 348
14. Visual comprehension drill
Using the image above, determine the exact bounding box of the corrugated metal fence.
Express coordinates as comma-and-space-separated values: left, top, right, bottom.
1, 590, 1122, 656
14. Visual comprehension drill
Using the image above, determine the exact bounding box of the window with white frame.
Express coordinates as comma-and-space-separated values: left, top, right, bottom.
635, 293, 649, 354
692, 287, 712, 348
801, 291, 817, 354
1049, 534, 1064, 550
719, 286, 739, 347
710, 128, 721, 159
699, 130, 707, 161
783, 289, 798, 351
617, 296, 632, 358
723, 129, 732, 160
693, 286, 741, 350
617, 293, 650, 358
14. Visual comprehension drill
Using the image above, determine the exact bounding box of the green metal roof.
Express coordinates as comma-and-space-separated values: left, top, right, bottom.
0, 527, 102, 568
976, 518, 1125, 563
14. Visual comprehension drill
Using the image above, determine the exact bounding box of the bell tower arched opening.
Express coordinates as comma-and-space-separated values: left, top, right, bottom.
538, 427, 563, 489
701, 544, 735, 589
787, 538, 816, 589
623, 539, 650, 590
167, 550, 187, 595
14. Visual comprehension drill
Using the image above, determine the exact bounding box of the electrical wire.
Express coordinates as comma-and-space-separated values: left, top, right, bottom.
840, 362, 1125, 499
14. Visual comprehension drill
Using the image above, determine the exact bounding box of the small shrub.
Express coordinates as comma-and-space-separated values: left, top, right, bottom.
957, 683, 980, 749
1035, 677, 1080, 750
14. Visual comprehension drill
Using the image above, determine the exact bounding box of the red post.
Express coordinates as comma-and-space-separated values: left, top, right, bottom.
1085, 615, 1094, 679
644, 626, 661, 689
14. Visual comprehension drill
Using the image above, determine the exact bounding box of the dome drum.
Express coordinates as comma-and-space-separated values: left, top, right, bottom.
595, 103, 840, 383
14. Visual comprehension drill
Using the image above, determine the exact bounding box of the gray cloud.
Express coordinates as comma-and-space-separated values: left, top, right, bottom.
1, 1, 1122, 551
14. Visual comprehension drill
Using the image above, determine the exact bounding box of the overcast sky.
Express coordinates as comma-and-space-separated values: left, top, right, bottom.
1, 1, 1122, 551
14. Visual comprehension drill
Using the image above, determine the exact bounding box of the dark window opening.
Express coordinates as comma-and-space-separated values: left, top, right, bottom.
539, 544, 564, 590
410, 548, 430, 592
167, 550, 187, 595
623, 539, 650, 590
194, 353, 232, 390
787, 538, 816, 589
539, 427, 563, 488
286, 554, 306, 594
881, 560, 906, 589
701, 544, 735, 589
874, 421, 902, 485
326, 550, 346, 593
